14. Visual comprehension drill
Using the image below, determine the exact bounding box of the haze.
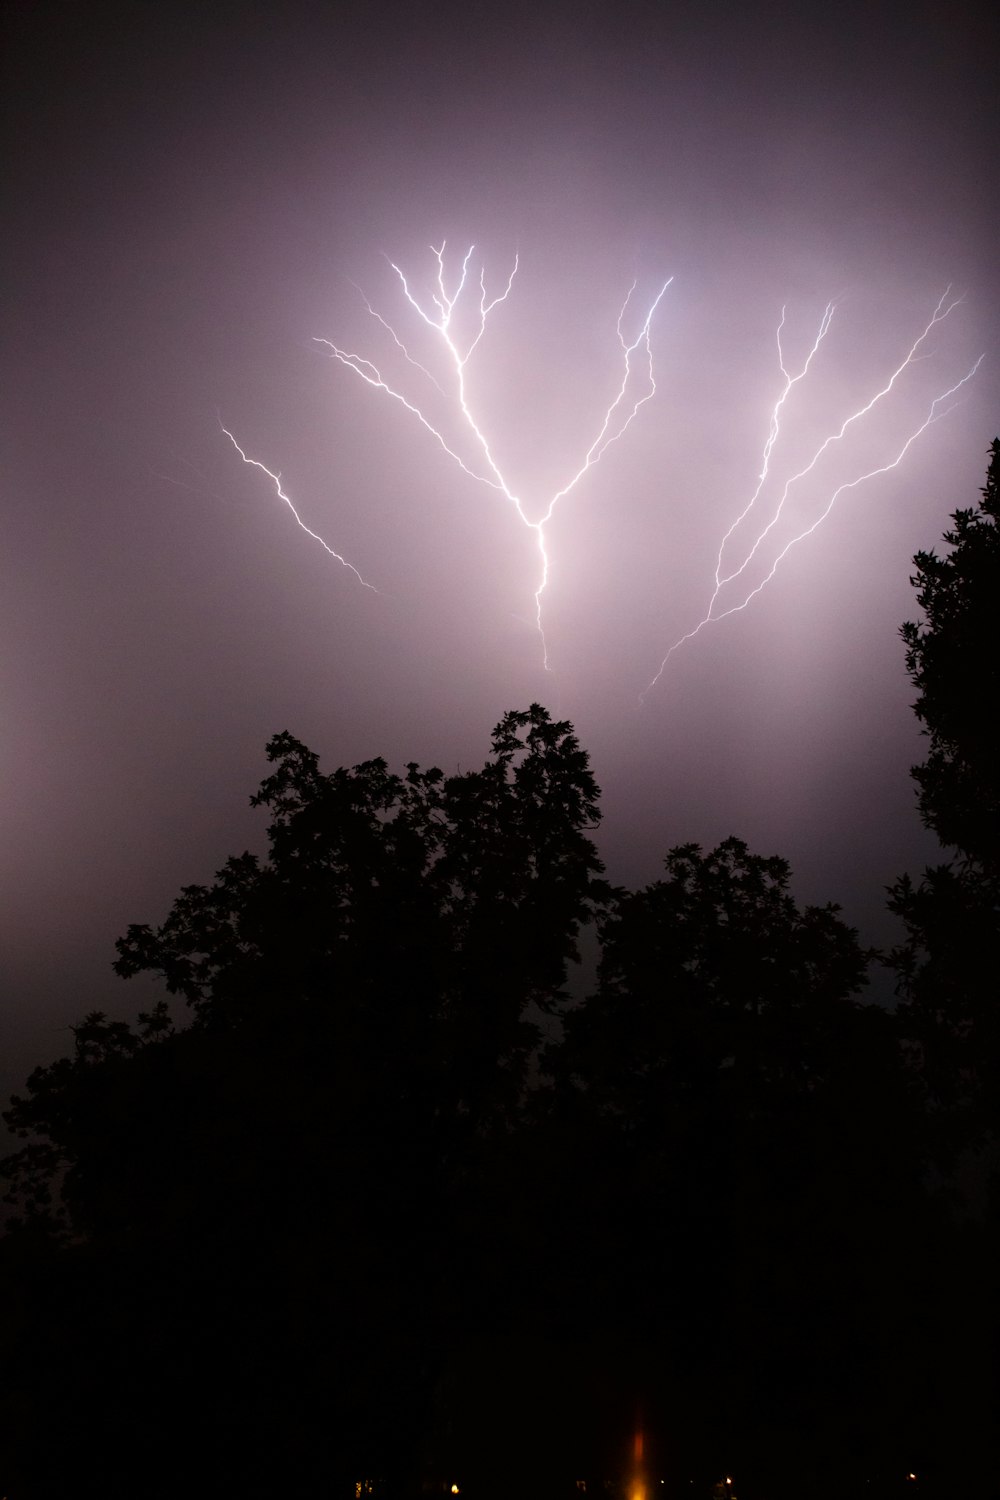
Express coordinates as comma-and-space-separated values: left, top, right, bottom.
3, 0, 997, 1113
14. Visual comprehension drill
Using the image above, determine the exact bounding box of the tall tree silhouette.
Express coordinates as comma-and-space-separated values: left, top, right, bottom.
883, 440, 1000, 1493
899, 436, 1000, 870
888, 439, 1000, 1144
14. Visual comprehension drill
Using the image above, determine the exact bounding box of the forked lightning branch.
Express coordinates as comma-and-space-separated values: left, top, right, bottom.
223, 244, 982, 694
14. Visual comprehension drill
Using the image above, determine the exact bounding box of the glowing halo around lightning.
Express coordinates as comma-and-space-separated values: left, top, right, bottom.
314, 242, 673, 669
640, 290, 984, 701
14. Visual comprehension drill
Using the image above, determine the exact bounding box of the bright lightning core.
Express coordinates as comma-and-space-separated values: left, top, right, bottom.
314, 243, 672, 669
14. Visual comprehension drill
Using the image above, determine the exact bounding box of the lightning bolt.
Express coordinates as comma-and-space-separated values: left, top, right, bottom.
641, 291, 984, 699
221, 427, 376, 590
221, 250, 979, 692
318, 242, 672, 668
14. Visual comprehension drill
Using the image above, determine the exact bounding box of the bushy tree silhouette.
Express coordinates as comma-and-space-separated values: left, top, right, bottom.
546, 840, 928, 1491
1, 706, 610, 1497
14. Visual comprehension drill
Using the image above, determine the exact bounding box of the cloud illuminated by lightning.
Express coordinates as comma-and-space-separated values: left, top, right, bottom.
316, 242, 672, 667
641, 292, 984, 699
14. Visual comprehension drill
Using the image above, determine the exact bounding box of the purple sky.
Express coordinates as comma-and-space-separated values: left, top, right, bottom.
3, 0, 997, 1116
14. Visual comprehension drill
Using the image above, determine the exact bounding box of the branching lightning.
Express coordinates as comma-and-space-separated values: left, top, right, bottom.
316, 242, 672, 667
641, 290, 984, 699
222, 245, 981, 692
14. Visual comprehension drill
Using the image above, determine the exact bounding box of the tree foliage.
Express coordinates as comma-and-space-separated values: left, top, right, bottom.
0, 692, 977, 1496
888, 439, 1000, 1143
560, 837, 869, 1100
1, 705, 614, 1496
900, 436, 1000, 869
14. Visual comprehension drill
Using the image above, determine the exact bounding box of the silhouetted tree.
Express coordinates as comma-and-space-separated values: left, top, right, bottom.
558, 837, 870, 1107
888, 440, 1000, 1144
1, 706, 610, 1497
898, 437, 1000, 871
0, 702, 955, 1497
882, 440, 1000, 1490
544, 839, 930, 1491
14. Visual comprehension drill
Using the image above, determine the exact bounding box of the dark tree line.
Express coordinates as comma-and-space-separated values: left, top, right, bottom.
1, 445, 997, 1499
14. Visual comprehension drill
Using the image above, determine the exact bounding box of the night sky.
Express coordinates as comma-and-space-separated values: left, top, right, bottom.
3, 0, 997, 1121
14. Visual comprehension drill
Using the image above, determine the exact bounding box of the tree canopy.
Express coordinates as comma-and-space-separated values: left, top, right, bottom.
899, 437, 1000, 871
0, 706, 616, 1496
888, 439, 1000, 1147
1, 511, 996, 1499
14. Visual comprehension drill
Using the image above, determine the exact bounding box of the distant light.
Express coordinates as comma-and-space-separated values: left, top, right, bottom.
451, 1486, 460, 1494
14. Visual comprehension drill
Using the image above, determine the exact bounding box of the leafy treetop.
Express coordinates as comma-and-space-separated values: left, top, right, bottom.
901, 437, 1000, 873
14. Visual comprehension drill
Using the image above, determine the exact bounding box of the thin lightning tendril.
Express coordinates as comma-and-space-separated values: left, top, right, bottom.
641, 291, 983, 700
220, 427, 376, 590
318, 241, 672, 668
711, 300, 837, 592
717, 288, 961, 590
349, 279, 448, 394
